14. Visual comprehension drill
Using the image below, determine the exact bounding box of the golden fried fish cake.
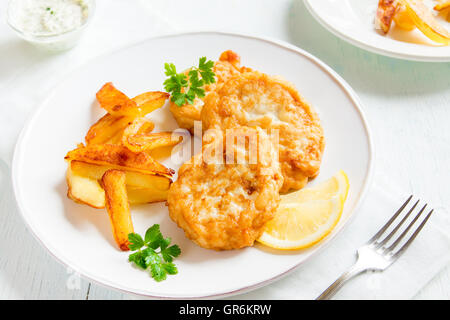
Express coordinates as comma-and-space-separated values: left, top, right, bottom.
167, 127, 283, 250
201, 71, 324, 192
169, 50, 250, 133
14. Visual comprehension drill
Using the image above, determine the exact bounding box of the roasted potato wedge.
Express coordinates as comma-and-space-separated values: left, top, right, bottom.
127, 186, 169, 204
102, 170, 134, 251
121, 117, 155, 143
435, 1, 450, 11
102, 117, 154, 145
105, 130, 125, 145
96, 82, 140, 117
66, 165, 105, 208
65, 144, 174, 177
67, 162, 169, 208
96, 83, 169, 117
121, 117, 156, 151
132, 91, 170, 116
85, 113, 133, 145
399, 0, 450, 44
123, 132, 183, 153
375, 0, 398, 34
70, 160, 171, 191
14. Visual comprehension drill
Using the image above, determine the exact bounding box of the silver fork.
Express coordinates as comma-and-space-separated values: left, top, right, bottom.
317, 195, 434, 300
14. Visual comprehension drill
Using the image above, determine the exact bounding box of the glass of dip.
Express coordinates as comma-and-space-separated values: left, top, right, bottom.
6, 0, 96, 52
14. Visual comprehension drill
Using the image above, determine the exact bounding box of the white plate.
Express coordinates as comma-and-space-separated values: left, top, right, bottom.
12, 32, 373, 299
304, 0, 450, 62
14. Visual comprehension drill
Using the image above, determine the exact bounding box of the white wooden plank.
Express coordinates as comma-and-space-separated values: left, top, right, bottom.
86, 283, 129, 300
0, 163, 90, 299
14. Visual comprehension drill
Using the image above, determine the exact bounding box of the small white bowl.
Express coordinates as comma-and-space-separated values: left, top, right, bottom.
6, 0, 96, 52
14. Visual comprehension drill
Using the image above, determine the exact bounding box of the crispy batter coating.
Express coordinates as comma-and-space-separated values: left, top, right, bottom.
201, 71, 324, 192
169, 50, 250, 133
167, 127, 283, 250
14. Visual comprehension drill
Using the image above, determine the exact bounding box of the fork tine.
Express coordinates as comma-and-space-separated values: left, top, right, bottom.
375, 199, 419, 248
367, 195, 412, 245
390, 209, 433, 260
385, 203, 427, 252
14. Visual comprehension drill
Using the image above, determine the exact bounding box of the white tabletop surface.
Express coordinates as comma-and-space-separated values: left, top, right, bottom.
0, 0, 449, 299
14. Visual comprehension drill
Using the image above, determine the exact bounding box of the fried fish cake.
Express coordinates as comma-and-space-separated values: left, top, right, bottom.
169, 50, 250, 133
201, 71, 324, 192
167, 127, 283, 250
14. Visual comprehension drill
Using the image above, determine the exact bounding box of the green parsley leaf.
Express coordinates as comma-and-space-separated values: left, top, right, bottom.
144, 224, 163, 244
150, 262, 167, 282
143, 248, 161, 266
164, 63, 177, 76
163, 57, 216, 107
128, 224, 181, 282
159, 237, 171, 251
128, 233, 144, 251
161, 245, 181, 263
170, 92, 184, 106
128, 251, 147, 269
162, 263, 178, 275
198, 56, 216, 85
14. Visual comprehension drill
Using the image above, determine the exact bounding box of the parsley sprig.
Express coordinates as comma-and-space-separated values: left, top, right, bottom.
128, 224, 181, 282
163, 57, 216, 106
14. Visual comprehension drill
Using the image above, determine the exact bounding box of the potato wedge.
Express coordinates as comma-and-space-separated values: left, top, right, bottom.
70, 160, 171, 191
399, 0, 450, 44
67, 162, 168, 207
121, 117, 155, 143
132, 91, 170, 116
375, 0, 398, 34
124, 132, 183, 153
105, 130, 125, 145
85, 113, 133, 145
102, 170, 134, 251
127, 186, 168, 204
96, 83, 169, 118
66, 165, 105, 208
131, 118, 155, 135
101, 117, 154, 145
435, 1, 450, 11
96, 82, 140, 117
121, 117, 156, 151
65, 144, 174, 177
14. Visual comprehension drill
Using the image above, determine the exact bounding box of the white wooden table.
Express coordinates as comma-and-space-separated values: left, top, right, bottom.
0, 0, 449, 299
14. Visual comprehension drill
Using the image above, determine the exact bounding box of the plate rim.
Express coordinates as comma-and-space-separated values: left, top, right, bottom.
11, 31, 375, 299
303, 0, 450, 63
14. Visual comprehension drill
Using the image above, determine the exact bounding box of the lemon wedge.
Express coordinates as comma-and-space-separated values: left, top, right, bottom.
399, 0, 450, 45
394, 4, 416, 31
282, 170, 349, 203
258, 171, 349, 250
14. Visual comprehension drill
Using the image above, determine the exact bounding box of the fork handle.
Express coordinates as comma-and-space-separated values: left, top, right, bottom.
316, 263, 367, 300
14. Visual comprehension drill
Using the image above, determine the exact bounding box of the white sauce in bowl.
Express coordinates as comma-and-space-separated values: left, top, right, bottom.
11, 0, 89, 36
